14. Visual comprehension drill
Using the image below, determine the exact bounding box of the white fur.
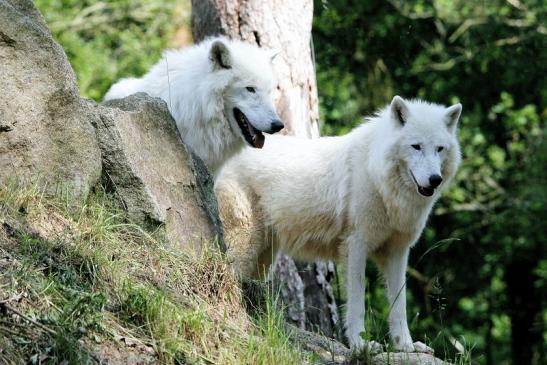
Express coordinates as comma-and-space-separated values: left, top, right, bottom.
104, 37, 281, 173
215, 96, 462, 352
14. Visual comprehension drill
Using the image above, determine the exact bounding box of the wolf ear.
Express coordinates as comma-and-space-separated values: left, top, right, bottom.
445, 103, 462, 133
210, 40, 232, 70
390, 95, 409, 127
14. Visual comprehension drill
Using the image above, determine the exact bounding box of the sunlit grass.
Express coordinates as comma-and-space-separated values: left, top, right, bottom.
0, 182, 305, 364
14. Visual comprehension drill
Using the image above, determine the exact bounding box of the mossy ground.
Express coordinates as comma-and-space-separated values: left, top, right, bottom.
0, 182, 305, 364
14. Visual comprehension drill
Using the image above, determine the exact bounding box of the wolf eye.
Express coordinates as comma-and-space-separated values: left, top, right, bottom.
437, 146, 444, 152
246, 86, 256, 93
411, 144, 421, 150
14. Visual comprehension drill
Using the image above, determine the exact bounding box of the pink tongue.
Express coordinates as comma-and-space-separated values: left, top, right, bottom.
254, 133, 265, 148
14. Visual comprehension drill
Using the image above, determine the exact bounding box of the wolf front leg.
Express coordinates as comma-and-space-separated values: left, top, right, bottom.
383, 245, 433, 354
345, 233, 383, 354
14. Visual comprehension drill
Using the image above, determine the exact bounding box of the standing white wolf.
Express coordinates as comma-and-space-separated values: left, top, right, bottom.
215, 96, 462, 353
104, 37, 283, 173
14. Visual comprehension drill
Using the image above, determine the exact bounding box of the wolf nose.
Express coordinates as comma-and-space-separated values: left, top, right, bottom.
269, 119, 284, 134
429, 174, 443, 188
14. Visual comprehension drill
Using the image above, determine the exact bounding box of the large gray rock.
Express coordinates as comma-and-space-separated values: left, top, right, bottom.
97, 94, 224, 251
0, 0, 224, 252
0, 0, 102, 198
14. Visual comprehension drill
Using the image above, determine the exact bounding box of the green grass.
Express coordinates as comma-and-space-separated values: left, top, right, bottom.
0, 182, 306, 364
244, 290, 303, 364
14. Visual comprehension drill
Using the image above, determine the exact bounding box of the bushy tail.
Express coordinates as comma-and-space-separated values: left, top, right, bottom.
103, 77, 143, 101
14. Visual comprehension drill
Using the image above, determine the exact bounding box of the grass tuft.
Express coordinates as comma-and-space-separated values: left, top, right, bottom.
0, 182, 305, 364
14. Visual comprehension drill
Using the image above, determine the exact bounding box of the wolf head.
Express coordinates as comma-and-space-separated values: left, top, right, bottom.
388, 96, 462, 198
208, 39, 283, 149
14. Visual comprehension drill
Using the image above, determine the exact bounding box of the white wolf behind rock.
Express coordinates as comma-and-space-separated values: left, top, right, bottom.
104, 37, 283, 174
215, 96, 462, 353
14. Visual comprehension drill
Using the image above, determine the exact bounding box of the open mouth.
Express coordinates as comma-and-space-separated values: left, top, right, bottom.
233, 108, 265, 148
409, 170, 435, 197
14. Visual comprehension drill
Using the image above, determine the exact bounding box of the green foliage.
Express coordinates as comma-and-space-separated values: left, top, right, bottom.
34, 0, 190, 100
314, 0, 546, 364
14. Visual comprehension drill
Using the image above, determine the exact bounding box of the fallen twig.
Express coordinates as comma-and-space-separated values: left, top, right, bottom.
0, 324, 26, 337
0, 293, 23, 304
0, 302, 56, 336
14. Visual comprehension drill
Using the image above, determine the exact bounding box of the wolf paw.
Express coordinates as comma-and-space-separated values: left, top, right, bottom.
366, 340, 384, 355
412, 341, 434, 354
396, 341, 434, 354
351, 338, 384, 355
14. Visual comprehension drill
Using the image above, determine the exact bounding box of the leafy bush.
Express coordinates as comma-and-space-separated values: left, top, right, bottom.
35, 0, 191, 100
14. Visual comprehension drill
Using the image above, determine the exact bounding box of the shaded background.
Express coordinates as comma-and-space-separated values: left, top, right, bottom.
35, 0, 546, 364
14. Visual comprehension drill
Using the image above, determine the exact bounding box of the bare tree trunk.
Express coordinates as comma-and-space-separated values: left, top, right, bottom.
191, 0, 341, 340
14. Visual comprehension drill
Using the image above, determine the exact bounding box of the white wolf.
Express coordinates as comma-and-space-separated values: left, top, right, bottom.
215, 96, 462, 353
104, 37, 283, 174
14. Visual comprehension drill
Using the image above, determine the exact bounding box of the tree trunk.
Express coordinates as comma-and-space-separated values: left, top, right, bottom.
191, 0, 341, 340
